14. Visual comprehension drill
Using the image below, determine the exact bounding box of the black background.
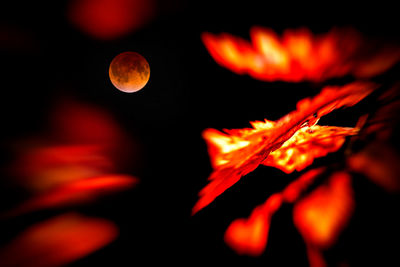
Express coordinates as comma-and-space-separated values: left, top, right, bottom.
0, 1, 399, 266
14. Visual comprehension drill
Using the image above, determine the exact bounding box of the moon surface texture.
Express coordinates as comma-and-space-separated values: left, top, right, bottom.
109, 52, 150, 93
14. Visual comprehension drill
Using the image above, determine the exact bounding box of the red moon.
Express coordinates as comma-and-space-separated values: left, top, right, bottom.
109, 52, 150, 93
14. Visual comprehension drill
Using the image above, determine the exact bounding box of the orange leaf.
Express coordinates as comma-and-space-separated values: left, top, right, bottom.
293, 172, 355, 249
224, 168, 323, 256
192, 82, 376, 214
224, 207, 271, 257
202, 27, 400, 82
262, 125, 358, 173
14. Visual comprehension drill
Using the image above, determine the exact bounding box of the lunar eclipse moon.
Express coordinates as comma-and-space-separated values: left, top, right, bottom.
109, 52, 150, 93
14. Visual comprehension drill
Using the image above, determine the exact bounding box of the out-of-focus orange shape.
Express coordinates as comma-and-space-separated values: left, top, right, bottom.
0, 213, 118, 267
353, 46, 400, 78
202, 27, 400, 81
364, 85, 400, 140
306, 245, 327, 267
263, 125, 358, 173
224, 209, 270, 256
6, 175, 138, 217
225, 169, 322, 256
282, 168, 325, 203
347, 85, 400, 191
224, 194, 282, 256
50, 100, 126, 147
348, 143, 400, 192
14, 145, 113, 192
293, 172, 355, 249
68, 0, 155, 40
193, 82, 376, 214
11, 100, 134, 192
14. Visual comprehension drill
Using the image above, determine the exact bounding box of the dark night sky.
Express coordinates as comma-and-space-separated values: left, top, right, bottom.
0, 1, 399, 266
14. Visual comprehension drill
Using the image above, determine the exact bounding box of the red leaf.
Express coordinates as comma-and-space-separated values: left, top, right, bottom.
293, 172, 355, 249
262, 125, 358, 173
202, 27, 400, 82
224, 206, 272, 257
224, 169, 352, 256
193, 82, 377, 214
224, 168, 323, 256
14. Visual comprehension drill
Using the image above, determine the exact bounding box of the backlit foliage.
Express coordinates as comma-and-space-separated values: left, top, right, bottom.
202, 27, 400, 82
195, 26, 400, 266
193, 82, 377, 214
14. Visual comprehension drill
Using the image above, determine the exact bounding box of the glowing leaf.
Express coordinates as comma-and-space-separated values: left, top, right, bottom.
224, 204, 273, 256
293, 172, 355, 248
193, 82, 377, 214
225, 169, 352, 257
224, 168, 323, 255
262, 125, 358, 173
203, 27, 400, 81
